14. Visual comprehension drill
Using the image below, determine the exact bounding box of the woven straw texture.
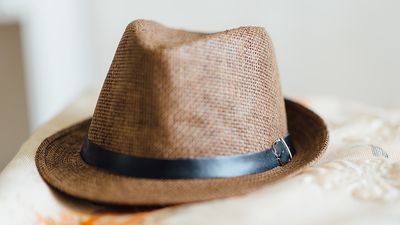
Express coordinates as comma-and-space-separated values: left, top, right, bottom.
88, 20, 287, 158
35, 20, 328, 205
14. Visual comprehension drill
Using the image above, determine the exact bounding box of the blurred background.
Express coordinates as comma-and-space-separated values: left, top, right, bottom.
0, 0, 399, 170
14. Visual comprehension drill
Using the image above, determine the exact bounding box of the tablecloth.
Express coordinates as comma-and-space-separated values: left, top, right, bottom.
0, 92, 399, 225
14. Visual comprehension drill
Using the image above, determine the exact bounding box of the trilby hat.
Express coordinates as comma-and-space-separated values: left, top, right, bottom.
36, 19, 328, 205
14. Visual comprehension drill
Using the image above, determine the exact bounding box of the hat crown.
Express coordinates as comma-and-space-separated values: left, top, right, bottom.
88, 20, 287, 159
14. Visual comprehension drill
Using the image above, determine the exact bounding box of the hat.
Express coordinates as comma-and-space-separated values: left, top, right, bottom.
35, 19, 328, 205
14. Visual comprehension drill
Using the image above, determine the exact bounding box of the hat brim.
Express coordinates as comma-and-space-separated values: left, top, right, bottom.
35, 99, 328, 205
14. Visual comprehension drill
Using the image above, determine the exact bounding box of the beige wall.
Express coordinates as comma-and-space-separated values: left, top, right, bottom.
1, 0, 400, 135
0, 23, 29, 170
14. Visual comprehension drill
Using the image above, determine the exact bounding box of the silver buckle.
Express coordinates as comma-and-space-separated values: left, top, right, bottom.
272, 138, 293, 166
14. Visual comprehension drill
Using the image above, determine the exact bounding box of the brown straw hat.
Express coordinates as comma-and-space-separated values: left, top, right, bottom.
35, 19, 328, 205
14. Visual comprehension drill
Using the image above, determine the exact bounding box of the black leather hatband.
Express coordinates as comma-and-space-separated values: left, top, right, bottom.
80, 135, 296, 179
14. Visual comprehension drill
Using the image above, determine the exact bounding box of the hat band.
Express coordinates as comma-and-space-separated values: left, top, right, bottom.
80, 135, 295, 179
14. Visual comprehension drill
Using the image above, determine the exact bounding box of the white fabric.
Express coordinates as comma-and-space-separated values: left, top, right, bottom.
0, 94, 399, 225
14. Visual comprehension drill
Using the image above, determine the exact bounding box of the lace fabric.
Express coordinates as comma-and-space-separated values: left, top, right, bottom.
0, 95, 399, 224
